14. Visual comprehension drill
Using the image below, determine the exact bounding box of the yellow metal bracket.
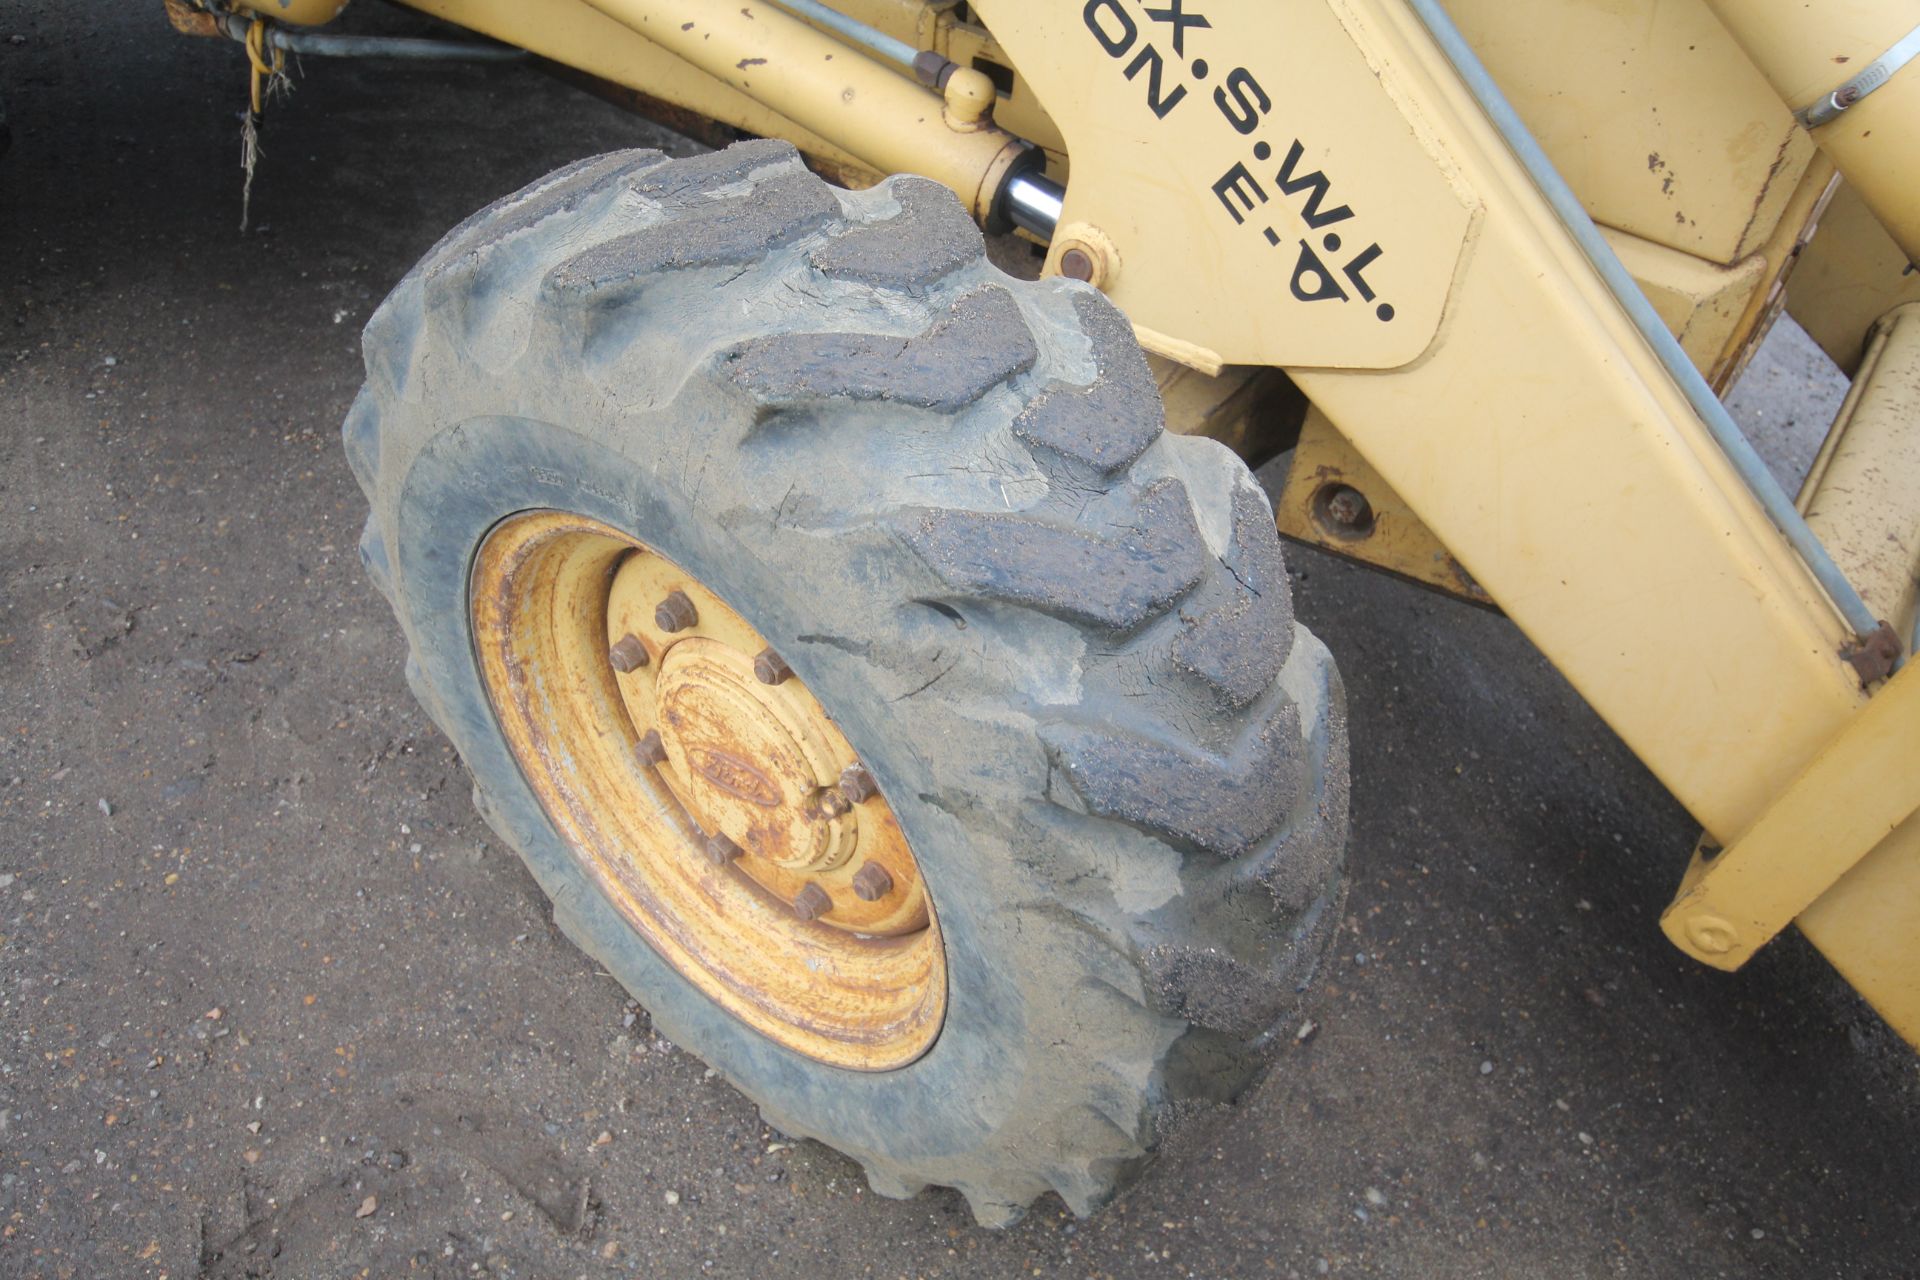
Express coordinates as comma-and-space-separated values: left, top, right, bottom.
1274, 408, 1492, 606
1662, 659, 1920, 971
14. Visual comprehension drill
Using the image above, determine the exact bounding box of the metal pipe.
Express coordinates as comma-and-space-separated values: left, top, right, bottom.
766, 0, 917, 72
219, 15, 527, 60
1404, 0, 1883, 644
269, 31, 528, 59
1004, 170, 1063, 241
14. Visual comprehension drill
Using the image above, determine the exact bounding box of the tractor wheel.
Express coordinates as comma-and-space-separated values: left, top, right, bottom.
345, 141, 1348, 1225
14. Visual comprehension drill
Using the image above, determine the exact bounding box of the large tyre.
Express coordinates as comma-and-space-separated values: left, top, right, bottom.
345, 140, 1348, 1225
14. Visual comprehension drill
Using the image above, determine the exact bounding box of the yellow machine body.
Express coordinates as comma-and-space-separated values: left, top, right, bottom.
206, 0, 1920, 1045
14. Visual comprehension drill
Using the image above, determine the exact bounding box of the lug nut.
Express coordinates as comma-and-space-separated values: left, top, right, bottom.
851, 862, 894, 901
791, 882, 832, 921
637, 729, 669, 767
705, 832, 743, 865
609, 633, 650, 673
814, 787, 852, 819
654, 590, 698, 633
753, 646, 793, 685
838, 764, 878, 804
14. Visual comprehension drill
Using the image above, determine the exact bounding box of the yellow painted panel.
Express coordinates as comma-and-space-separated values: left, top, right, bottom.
1248, 0, 1866, 842
1704, 0, 1920, 263
1790, 182, 1920, 377
1602, 228, 1768, 375
1798, 814, 1920, 1048
1661, 660, 1920, 969
1797, 304, 1920, 638
1446, 0, 1815, 265
1275, 408, 1491, 605
974, 0, 1477, 370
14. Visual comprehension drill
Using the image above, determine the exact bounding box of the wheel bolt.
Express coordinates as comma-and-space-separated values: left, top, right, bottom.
705, 832, 743, 865
791, 882, 832, 921
815, 787, 852, 819
838, 764, 878, 804
1326, 486, 1369, 528
637, 729, 669, 767
609, 633, 650, 673
753, 647, 792, 686
654, 590, 698, 633
851, 862, 894, 901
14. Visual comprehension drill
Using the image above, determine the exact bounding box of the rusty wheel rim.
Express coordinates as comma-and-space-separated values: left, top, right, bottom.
470, 512, 945, 1070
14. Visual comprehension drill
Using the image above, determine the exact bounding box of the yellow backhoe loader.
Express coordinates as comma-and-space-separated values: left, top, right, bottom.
168, 0, 1920, 1225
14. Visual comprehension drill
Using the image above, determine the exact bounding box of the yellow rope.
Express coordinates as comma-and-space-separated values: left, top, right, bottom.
239, 18, 285, 230
244, 18, 283, 115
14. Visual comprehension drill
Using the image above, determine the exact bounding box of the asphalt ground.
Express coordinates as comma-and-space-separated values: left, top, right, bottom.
1, 5, 1915, 1278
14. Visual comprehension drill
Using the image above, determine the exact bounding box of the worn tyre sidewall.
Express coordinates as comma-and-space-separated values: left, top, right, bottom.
391, 411, 1171, 1188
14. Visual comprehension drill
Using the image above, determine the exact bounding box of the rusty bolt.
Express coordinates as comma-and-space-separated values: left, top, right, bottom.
791, 882, 832, 921
815, 787, 853, 820
851, 862, 894, 901
637, 729, 669, 767
753, 647, 793, 686
608, 633, 651, 673
1325, 485, 1371, 529
704, 832, 743, 866
654, 590, 698, 633
838, 763, 878, 804
1059, 247, 1095, 282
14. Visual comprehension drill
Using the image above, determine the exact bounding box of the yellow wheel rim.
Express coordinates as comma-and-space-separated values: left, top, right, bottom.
470, 511, 945, 1070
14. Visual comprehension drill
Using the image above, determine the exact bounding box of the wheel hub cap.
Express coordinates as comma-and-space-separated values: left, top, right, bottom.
469, 511, 943, 1070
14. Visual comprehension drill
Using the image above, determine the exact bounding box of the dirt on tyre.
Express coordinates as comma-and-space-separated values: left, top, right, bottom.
345, 140, 1349, 1226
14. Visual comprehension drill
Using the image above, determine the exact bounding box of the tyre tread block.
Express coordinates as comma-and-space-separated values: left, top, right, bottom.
630, 137, 801, 199
546, 171, 838, 295
1173, 486, 1296, 706
810, 176, 983, 290
725, 287, 1038, 413
1141, 943, 1294, 1039
1013, 293, 1165, 476
427, 148, 664, 279
898, 478, 1205, 629
1043, 698, 1306, 857
340, 386, 382, 498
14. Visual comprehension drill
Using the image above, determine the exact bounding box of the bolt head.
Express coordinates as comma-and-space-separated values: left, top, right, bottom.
637, 729, 669, 767
654, 590, 698, 633
753, 647, 792, 686
1686, 915, 1737, 956
609, 634, 651, 673
1326, 487, 1368, 527
1059, 247, 1095, 282
838, 764, 878, 804
1314, 482, 1376, 539
791, 882, 832, 921
704, 832, 743, 865
851, 862, 894, 902
815, 788, 852, 820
